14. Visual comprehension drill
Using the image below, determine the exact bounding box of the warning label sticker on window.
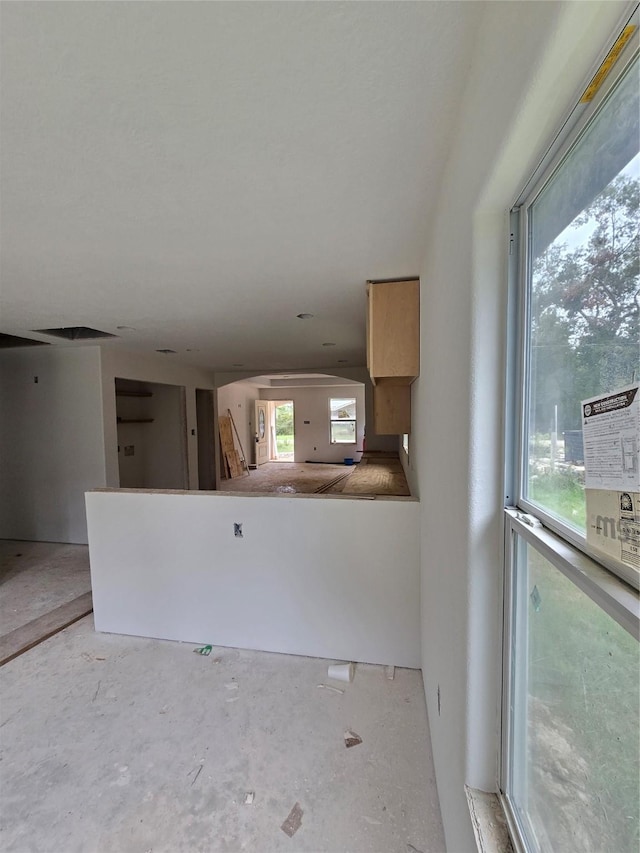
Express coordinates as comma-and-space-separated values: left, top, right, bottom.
582, 384, 639, 492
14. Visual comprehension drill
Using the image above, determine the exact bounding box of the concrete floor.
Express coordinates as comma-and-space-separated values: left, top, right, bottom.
0, 540, 91, 634
0, 615, 445, 853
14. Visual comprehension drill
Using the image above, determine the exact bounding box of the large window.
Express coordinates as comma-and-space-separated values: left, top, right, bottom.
504, 18, 639, 853
329, 397, 356, 444
524, 51, 639, 544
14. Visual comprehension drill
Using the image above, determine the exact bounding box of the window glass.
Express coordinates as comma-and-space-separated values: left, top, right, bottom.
330, 397, 356, 444
508, 535, 639, 852
525, 57, 639, 532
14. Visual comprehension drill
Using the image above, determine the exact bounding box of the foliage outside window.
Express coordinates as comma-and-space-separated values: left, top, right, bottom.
330, 398, 356, 444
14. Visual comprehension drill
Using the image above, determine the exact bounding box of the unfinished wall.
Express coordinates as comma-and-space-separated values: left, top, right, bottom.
259, 384, 365, 464
412, 2, 629, 850
87, 490, 421, 667
217, 380, 261, 467
0, 346, 106, 544
100, 348, 215, 489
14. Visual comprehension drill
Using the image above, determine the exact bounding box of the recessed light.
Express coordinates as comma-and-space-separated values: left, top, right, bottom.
296, 313, 314, 320
116, 325, 136, 332
322, 342, 336, 347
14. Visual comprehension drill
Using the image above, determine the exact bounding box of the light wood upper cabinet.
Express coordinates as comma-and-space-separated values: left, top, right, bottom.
367, 279, 420, 383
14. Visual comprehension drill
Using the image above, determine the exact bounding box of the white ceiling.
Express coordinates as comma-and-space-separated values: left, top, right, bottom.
0, 1, 482, 372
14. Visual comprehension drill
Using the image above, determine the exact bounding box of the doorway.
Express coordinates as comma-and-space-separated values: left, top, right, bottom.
271, 400, 294, 461
196, 389, 216, 490
115, 378, 188, 490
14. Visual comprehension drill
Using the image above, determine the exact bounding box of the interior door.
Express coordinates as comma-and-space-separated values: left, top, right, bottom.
255, 400, 269, 466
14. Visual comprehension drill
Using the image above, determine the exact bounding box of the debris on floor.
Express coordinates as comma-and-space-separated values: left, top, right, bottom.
407, 844, 424, 853
281, 802, 304, 837
327, 662, 354, 682
344, 729, 363, 748
244, 791, 255, 805
385, 665, 395, 680
193, 644, 212, 656
225, 682, 239, 703
316, 683, 344, 695
190, 765, 203, 786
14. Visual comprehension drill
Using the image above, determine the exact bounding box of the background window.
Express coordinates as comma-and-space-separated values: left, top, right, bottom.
329, 397, 356, 444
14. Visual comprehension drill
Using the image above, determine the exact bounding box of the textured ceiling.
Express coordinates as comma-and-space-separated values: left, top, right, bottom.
0, 1, 483, 372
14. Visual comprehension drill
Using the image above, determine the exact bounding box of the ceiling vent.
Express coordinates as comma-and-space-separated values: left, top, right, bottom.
34, 326, 117, 341
0, 333, 50, 348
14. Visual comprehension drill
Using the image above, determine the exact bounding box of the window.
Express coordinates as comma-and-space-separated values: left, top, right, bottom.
329, 397, 356, 444
504, 18, 639, 853
523, 51, 639, 549
503, 520, 638, 853
402, 433, 409, 455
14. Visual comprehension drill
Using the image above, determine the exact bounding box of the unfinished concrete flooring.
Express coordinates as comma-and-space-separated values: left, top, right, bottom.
0, 540, 93, 666
0, 616, 445, 853
0, 540, 91, 634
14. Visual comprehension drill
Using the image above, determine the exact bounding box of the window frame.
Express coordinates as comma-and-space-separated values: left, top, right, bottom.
502, 11, 640, 851
506, 17, 640, 591
328, 397, 357, 445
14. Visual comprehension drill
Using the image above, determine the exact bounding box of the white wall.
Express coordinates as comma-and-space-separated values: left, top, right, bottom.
259, 384, 366, 463
412, 2, 629, 850
86, 490, 421, 667
100, 348, 215, 489
217, 380, 262, 467
0, 346, 106, 544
